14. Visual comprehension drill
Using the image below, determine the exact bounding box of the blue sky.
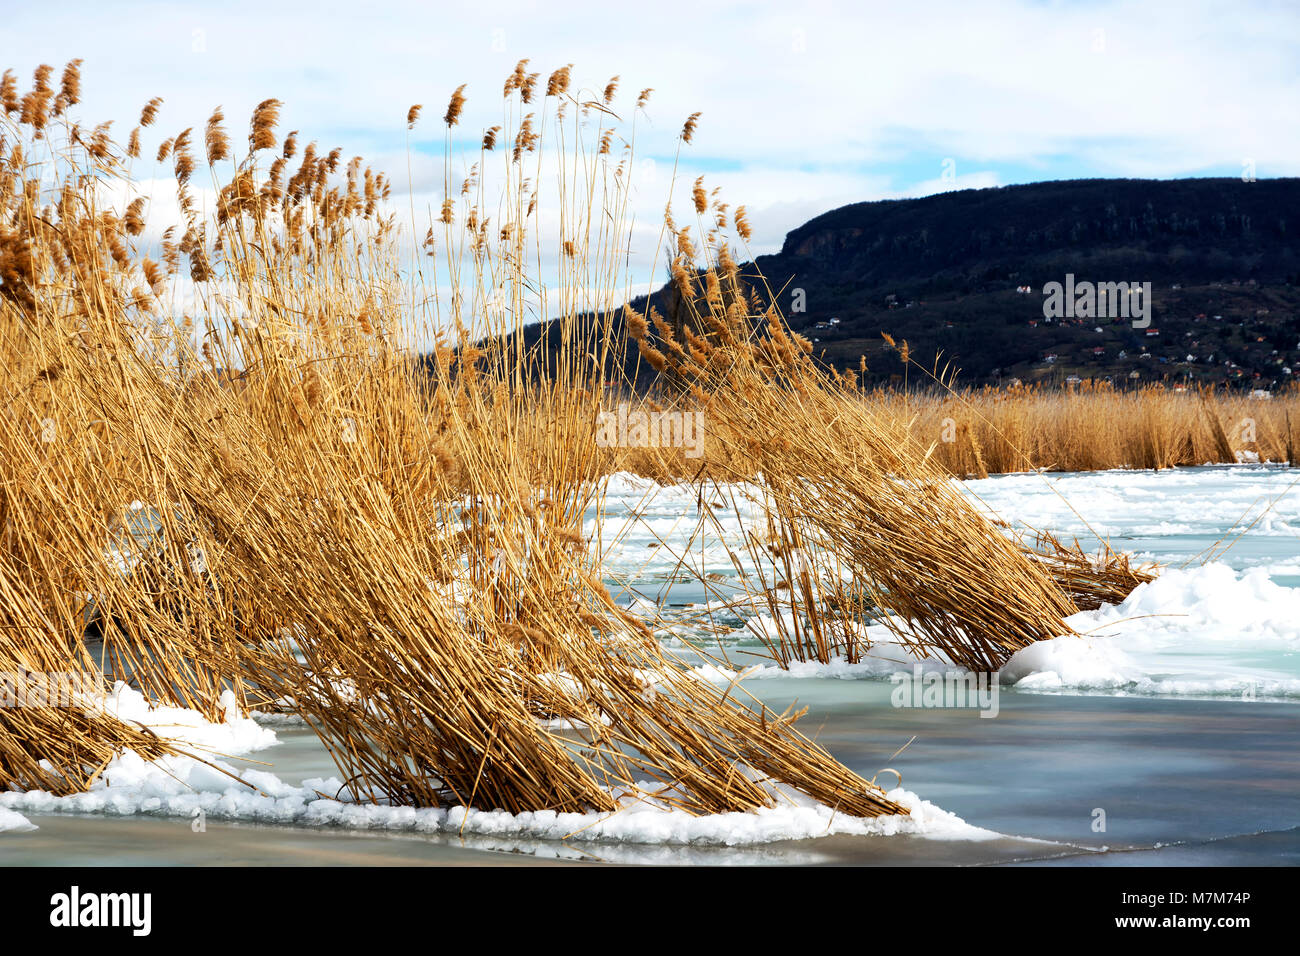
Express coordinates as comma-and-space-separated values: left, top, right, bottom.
3, 0, 1296, 284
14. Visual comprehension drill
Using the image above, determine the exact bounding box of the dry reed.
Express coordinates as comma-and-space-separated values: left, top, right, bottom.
0, 60, 907, 820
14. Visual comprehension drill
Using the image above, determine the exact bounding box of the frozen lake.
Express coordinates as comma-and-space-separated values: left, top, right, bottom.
4, 466, 1298, 865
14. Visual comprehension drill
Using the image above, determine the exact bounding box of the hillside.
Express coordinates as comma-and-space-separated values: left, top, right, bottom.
512, 177, 1300, 390
751, 177, 1300, 388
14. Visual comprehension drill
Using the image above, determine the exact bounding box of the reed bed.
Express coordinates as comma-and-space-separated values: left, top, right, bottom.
614, 239, 1084, 673
0, 57, 1209, 816
0, 592, 191, 794
845, 381, 1298, 478
0, 60, 909, 818
0, 694, 185, 795
597, 383, 1298, 481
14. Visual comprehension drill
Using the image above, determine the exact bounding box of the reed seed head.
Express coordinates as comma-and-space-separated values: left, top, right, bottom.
205, 107, 230, 164
444, 84, 467, 126
545, 64, 572, 97
250, 98, 282, 151
681, 111, 701, 143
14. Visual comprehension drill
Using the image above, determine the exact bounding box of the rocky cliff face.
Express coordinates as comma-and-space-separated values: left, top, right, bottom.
789, 226, 864, 260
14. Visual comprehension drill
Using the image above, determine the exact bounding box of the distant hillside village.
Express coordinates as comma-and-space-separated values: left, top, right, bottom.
1009, 279, 1292, 390
794, 277, 1296, 391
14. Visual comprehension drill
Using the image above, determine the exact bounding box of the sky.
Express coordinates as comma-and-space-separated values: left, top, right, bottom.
3, 0, 1297, 309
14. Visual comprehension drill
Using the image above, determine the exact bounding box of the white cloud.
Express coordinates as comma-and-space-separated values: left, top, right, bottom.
4, 0, 1294, 314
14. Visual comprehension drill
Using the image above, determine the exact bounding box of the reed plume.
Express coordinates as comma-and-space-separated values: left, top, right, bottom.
250, 98, 282, 151
205, 106, 230, 164
681, 111, 700, 143
444, 84, 467, 126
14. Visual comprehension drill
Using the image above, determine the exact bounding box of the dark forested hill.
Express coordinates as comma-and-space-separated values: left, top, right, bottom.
512, 177, 1300, 389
